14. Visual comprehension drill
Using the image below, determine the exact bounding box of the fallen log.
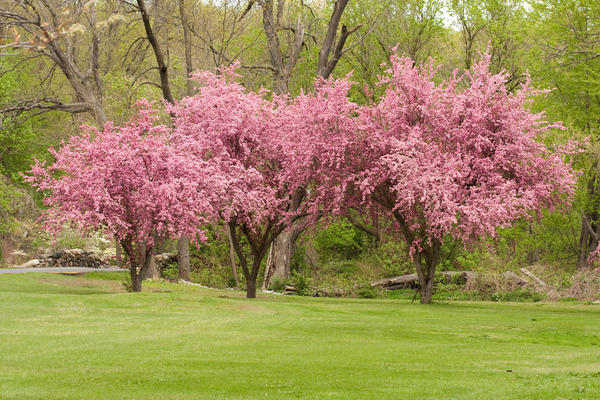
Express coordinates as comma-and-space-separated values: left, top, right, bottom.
371, 274, 419, 289
519, 268, 549, 288
439, 271, 475, 284
504, 271, 528, 288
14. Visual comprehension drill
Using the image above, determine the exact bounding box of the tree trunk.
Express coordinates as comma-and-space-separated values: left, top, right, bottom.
578, 211, 600, 269
246, 278, 257, 299
227, 226, 239, 287
577, 218, 590, 269
413, 240, 440, 304
262, 228, 296, 290
177, 0, 194, 96
140, 244, 158, 280
130, 265, 142, 292
177, 237, 191, 281
115, 240, 122, 268
129, 243, 154, 292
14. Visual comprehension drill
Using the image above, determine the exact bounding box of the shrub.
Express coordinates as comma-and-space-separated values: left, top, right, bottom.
368, 241, 413, 277
291, 270, 313, 296
121, 274, 133, 292
314, 219, 370, 261
358, 286, 377, 299
269, 276, 286, 291
566, 268, 600, 301
161, 262, 179, 279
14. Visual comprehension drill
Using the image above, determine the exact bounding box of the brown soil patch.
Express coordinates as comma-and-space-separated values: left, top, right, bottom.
39, 276, 123, 292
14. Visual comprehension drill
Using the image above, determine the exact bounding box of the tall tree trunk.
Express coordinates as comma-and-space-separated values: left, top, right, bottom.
263, 1, 357, 287
578, 169, 600, 268
262, 187, 305, 290
115, 240, 122, 268
262, 226, 300, 290
138, 0, 194, 280
177, 237, 191, 281
140, 244, 159, 280
227, 225, 240, 287
178, 0, 194, 96
177, 0, 194, 281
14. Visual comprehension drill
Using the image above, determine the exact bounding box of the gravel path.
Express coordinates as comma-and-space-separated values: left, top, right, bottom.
0, 267, 125, 274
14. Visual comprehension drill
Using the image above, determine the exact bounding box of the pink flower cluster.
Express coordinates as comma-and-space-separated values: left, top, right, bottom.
27, 53, 576, 260
26, 101, 218, 249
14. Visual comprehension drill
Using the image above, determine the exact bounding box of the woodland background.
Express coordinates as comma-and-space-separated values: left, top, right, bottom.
1, 0, 599, 300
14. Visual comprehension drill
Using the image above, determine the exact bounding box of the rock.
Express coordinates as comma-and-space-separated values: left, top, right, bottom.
16, 259, 40, 268
154, 252, 178, 276
11, 250, 27, 257
33, 249, 109, 268
315, 288, 344, 297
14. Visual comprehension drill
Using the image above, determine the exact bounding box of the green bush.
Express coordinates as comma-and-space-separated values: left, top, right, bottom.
358, 286, 377, 299
121, 274, 133, 292
269, 276, 286, 291
191, 266, 232, 289
314, 219, 370, 261
322, 260, 360, 277
161, 262, 179, 279
291, 270, 313, 296
368, 241, 413, 277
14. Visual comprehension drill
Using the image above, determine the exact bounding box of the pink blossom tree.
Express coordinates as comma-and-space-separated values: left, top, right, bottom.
293, 54, 576, 303
26, 103, 217, 292
169, 66, 311, 298
347, 55, 576, 303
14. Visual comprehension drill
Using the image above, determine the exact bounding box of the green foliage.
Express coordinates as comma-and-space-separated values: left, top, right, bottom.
291, 270, 313, 296
367, 241, 414, 277
0, 177, 20, 234
189, 225, 235, 287
491, 211, 579, 270
121, 273, 133, 292
290, 242, 310, 273
357, 286, 378, 299
313, 219, 371, 261
190, 265, 233, 289
161, 262, 179, 279
438, 238, 484, 271
268, 276, 286, 291
321, 260, 360, 277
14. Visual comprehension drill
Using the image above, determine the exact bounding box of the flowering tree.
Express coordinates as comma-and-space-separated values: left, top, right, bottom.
169, 66, 311, 298
26, 103, 216, 292
341, 54, 576, 303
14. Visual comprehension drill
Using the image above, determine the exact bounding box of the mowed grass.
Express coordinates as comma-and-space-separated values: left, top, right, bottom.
0, 273, 599, 400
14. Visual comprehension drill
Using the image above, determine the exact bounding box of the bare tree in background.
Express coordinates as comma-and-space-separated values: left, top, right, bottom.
0, 0, 127, 267
0, 0, 116, 127
261, 0, 375, 290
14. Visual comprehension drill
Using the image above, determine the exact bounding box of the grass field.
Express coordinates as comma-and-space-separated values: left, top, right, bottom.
0, 272, 599, 399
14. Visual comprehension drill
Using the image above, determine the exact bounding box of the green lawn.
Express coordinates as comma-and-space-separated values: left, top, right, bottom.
0, 273, 599, 399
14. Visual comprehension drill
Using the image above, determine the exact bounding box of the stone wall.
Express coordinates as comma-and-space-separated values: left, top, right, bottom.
33, 249, 109, 268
